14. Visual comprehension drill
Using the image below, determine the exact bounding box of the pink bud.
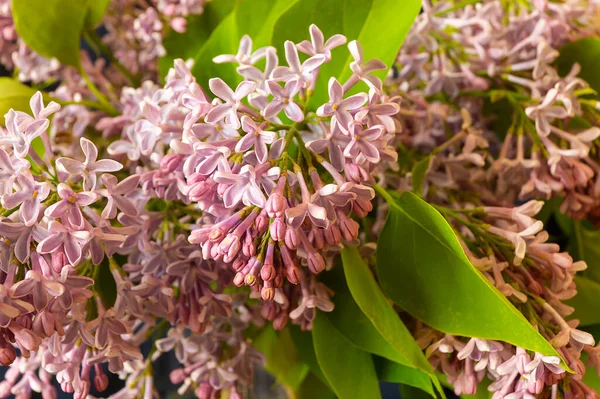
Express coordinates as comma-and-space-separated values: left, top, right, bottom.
273, 312, 288, 330
51, 251, 68, 274
285, 228, 299, 250
255, 212, 269, 232
0, 345, 15, 366
307, 252, 325, 274
310, 228, 325, 249
261, 302, 277, 320
195, 382, 212, 399
266, 193, 287, 218
339, 218, 360, 242
286, 266, 301, 285
169, 369, 187, 384
170, 17, 187, 33
324, 225, 341, 245
160, 153, 184, 172
353, 199, 373, 218
261, 286, 275, 301
94, 371, 109, 391
261, 264, 276, 282
233, 272, 246, 287
270, 218, 286, 241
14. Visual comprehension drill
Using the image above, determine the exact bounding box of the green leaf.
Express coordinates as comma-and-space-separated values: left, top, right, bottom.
0, 78, 38, 124
566, 276, 600, 326
12, 0, 89, 68
341, 247, 436, 375
296, 372, 336, 399
289, 325, 331, 389
86, 0, 110, 27
375, 190, 561, 357
312, 311, 381, 399
253, 325, 309, 392
94, 257, 117, 308
159, 0, 237, 79
399, 384, 435, 399
582, 352, 600, 392
272, 0, 421, 106
375, 357, 436, 397
411, 156, 431, 197
557, 38, 600, 95
571, 222, 600, 282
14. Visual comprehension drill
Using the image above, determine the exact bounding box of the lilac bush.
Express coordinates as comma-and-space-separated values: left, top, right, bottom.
0, 0, 597, 398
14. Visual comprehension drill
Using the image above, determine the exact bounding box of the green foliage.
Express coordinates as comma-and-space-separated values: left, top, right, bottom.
296, 372, 336, 399
253, 326, 309, 392
375, 358, 436, 397
12, 0, 91, 68
0, 78, 38, 124
557, 38, 600, 96
312, 311, 382, 399
567, 276, 600, 326
375, 190, 561, 357
86, 0, 110, 27
160, 0, 421, 106
411, 156, 431, 197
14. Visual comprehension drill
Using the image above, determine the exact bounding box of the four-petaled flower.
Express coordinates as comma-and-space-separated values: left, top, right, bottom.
57, 137, 122, 191
264, 80, 304, 122
235, 116, 278, 163
36, 221, 91, 265
45, 183, 98, 229
272, 41, 326, 87
214, 165, 279, 208
296, 24, 346, 62
317, 77, 367, 131
1, 171, 50, 226
206, 78, 256, 129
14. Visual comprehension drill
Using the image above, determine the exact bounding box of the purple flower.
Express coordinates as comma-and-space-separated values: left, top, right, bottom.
271, 41, 326, 87
100, 174, 140, 219
214, 165, 279, 208
182, 82, 211, 129
263, 80, 304, 122
107, 124, 159, 161
525, 87, 568, 136
56, 138, 122, 191
343, 123, 384, 163
205, 78, 256, 129
235, 116, 278, 163
1, 110, 48, 159
316, 78, 367, 131
237, 47, 278, 94
285, 172, 329, 229
1, 171, 49, 226
213, 35, 270, 65
306, 124, 351, 171
296, 24, 346, 62
0, 148, 29, 195
0, 219, 38, 263
9, 270, 64, 311
44, 183, 98, 229
347, 41, 386, 92
36, 221, 90, 265
354, 91, 400, 133
29, 91, 61, 119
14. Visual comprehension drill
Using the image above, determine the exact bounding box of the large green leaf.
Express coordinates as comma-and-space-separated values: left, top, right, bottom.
312, 311, 381, 399
86, 0, 110, 27
0, 78, 38, 124
557, 38, 600, 95
340, 247, 437, 376
296, 372, 336, 399
375, 190, 560, 357
375, 358, 436, 397
253, 325, 309, 392
159, 0, 237, 79
289, 325, 330, 388
12, 0, 89, 68
272, 0, 421, 106
567, 277, 600, 326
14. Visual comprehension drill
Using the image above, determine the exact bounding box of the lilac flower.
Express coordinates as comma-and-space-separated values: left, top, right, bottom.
354, 91, 400, 133
107, 125, 159, 161
237, 47, 278, 94
205, 78, 256, 129
296, 24, 346, 62
235, 116, 278, 163
1, 110, 48, 159
36, 221, 90, 265
343, 123, 384, 163
100, 174, 140, 219
45, 184, 97, 229
0, 148, 29, 195
271, 41, 326, 87
9, 270, 64, 311
306, 124, 351, 171
285, 172, 328, 229
1, 171, 49, 226
213, 35, 269, 65
263, 80, 304, 122
347, 41, 386, 92
0, 219, 38, 263
214, 165, 279, 208
525, 87, 568, 136
316, 78, 367, 130
56, 138, 122, 191
182, 82, 211, 129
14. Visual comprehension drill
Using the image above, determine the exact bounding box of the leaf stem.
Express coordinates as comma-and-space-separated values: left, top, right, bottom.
80, 68, 119, 116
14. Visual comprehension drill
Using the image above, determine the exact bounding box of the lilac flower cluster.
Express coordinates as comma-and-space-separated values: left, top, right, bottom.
382, 0, 600, 397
